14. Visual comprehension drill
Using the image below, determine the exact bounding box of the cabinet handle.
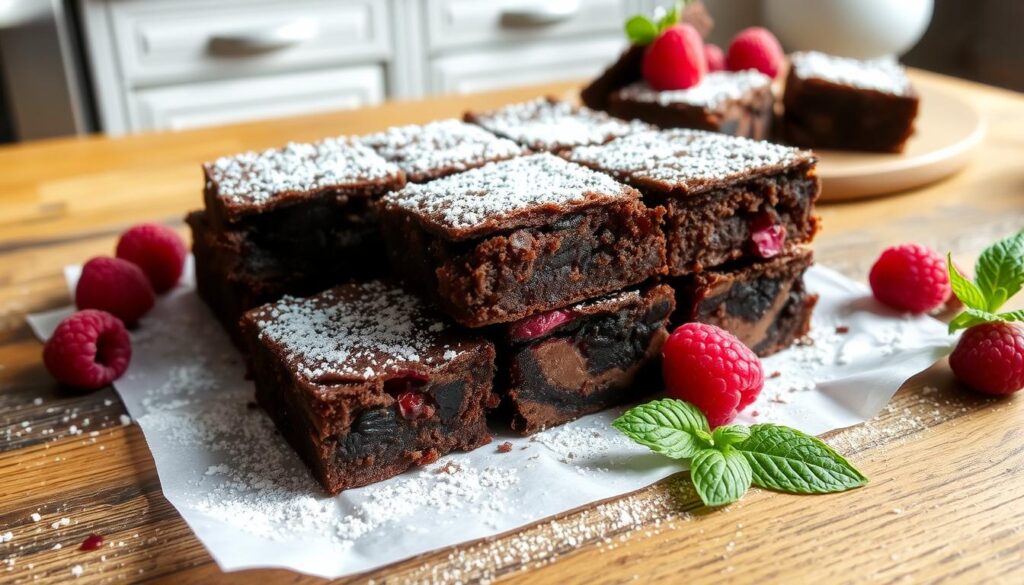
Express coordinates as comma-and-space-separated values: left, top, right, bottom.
208, 18, 319, 56
501, 0, 581, 27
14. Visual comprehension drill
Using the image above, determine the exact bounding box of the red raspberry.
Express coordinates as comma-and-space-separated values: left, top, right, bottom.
509, 309, 574, 340
76, 257, 155, 324
642, 24, 706, 91
116, 223, 187, 293
750, 213, 787, 259
949, 322, 1024, 395
869, 244, 951, 313
726, 27, 784, 78
704, 43, 726, 72
662, 323, 764, 428
43, 310, 131, 390
397, 391, 429, 420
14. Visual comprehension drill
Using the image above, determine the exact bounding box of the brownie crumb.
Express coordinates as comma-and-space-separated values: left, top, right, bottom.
496, 442, 513, 453
835, 325, 850, 334
769, 371, 782, 379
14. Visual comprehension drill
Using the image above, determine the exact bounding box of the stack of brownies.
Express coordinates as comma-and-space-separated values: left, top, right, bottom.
189, 98, 820, 494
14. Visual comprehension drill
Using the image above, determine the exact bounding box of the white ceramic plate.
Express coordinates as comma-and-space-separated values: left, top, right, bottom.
816, 78, 985, 201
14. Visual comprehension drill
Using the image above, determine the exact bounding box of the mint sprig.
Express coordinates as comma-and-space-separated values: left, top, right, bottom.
623, 1, 688, 45
947, 230, 1024, 332
613, 399, 867, 507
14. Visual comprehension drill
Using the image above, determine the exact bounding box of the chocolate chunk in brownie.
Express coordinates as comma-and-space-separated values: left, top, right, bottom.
465, 97, 650, 153
359, 119, 527, 183
202, 137, 404, 258
782, 51, 919, 153
607, 71, 775, 140
566, 129, 819, 275
240, 281, 497, 494
671, 247, 816, 356
497, 285, 675, 435
378, 153, 667, 327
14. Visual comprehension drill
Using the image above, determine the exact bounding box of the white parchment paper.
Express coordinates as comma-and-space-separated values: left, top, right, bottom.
27, 261, 952, 578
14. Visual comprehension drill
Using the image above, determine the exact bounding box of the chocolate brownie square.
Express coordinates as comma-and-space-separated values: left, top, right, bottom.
465, 97, 650, 153
187, 210, 377, 346
202, 137, 404, 258
672, 247, 816, 356
378, 153, 667, 327
567, 129, 819, 275
359, 119, 527, 183
498, 284, 675, 435
240, 281, 497, 494
608, 71, 776, 140
783, 51, 919, 153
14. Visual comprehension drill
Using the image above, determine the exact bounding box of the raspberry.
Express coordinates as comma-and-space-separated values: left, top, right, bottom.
949, 322, 1024, 395
397, 391, 430, 420
116, 223, 187, 293
662, 323, 764, 427
642, 24, 706, 91
726, 27, 784, 78
750, 213, 787, 259
76, 257, 155, 324
869, 244, 951, 313
43, 310, 131, 390
509, 309, 574, 340
704, 43, 725, 72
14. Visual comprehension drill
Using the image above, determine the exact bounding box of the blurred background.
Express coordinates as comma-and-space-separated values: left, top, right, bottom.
0, 0, 1018, 142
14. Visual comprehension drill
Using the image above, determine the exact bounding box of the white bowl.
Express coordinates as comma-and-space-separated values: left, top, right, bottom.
763, 0, 933, 59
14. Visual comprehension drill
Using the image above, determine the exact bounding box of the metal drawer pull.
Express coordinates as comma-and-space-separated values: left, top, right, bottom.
208, 18, 319, 56
501, 0, 580, 27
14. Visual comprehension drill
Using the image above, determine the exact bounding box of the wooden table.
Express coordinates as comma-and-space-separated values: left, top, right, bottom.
2, 70, 1023, 585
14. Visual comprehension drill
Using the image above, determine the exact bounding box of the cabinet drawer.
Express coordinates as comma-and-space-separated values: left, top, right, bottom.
425, 0, 630, 52
429, 36, 627, 94
107, 0, 390, 87
128, 65, 385, 132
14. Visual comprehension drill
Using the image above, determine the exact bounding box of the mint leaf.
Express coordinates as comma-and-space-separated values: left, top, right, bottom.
691, 448, 753, 507
949, 307, 1002, 333
999, 309, 1024, 322
947, 253, 987, 311
975, 230, 1024, 312
624, 15, 658, 44
711, 425, 750, 448
735, 424, 868, 494
612, 399, 710, 459
656, 3, 680, 31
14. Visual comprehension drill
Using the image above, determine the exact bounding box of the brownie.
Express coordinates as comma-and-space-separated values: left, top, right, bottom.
567, 129, 819, 276
580, 0, 713, 111
239, 281, 498, 494
378, 153, 667, 327
498, 284, 675, 435
202, 137, 405, 258
672, 247, 816, 356
608, 71, 775, 140
187, 210, 378, 346
465, 97, 651, 153
782, 51, 919, 153
359, 119, 527, 183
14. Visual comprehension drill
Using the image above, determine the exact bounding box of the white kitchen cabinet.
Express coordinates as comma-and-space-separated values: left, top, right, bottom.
79, 0, 644, 134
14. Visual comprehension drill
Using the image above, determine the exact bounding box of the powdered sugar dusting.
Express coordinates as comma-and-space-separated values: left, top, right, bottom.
382, 153, 635, 233
568, 129, 809, 193
615, 70, 772, 108
249, 281, 475, 383
205, 138, 401, 208
470, 98, 651, 152
791, 51, 912, 96
359, 119, 526, 182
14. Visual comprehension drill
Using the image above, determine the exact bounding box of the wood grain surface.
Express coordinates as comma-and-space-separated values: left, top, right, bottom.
1, 71, 1023, 585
